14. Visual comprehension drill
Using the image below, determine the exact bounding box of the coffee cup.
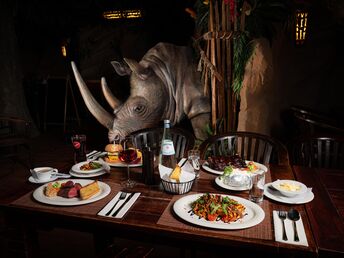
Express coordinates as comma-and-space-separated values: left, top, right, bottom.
30, 167, 58, 181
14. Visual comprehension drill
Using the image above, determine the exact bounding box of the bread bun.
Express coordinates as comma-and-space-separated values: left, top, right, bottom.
105, 144, 123, 153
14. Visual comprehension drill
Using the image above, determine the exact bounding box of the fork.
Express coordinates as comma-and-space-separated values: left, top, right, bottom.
278, 211, 288, 241
105, 192, 127, 216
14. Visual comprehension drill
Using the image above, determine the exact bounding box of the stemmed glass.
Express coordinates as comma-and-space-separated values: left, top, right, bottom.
119, 136, 137, 188
188, 149, 201, 178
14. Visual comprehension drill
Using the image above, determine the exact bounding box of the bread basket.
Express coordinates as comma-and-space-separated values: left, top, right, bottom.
161, 178, 195, 194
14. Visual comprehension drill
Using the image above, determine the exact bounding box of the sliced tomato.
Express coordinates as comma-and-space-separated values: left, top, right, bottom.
207, 213, 218, 221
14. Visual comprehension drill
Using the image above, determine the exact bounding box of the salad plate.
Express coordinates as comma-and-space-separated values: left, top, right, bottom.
173, 193, 265, 230
215, 176, 250, 191
69, 169, 107, 178
202, 161, 268, 176
71, 161, 104, 174
32, 179, 111, 206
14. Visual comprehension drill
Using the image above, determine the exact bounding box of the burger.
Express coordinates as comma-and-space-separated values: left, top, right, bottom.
104, 143, 123, 163
104, 144, 142, 164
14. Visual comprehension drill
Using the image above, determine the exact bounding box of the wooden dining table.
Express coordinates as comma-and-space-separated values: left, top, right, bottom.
292, 165, 344, 258
1, 160, 332, 258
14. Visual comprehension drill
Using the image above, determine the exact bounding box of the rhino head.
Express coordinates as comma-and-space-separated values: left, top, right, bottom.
71, 59, 168, 142
71, 43, 210, 142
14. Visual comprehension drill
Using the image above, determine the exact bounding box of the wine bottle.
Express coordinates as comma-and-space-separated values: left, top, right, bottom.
159, 120, 177, 169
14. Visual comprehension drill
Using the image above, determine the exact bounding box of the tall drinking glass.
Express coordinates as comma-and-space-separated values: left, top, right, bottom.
119, 136, 137, 188
188, 149, 201, 178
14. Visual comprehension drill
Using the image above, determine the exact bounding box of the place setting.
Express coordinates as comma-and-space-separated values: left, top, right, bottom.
264, 179, 314, 204
273, 208, 309, 246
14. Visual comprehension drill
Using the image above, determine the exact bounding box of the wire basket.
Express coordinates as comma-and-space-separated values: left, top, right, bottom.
160, 178, 195, 194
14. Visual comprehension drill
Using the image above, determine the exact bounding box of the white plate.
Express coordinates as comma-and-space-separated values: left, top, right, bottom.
69, 170, 107, 178
264, 183, 314, 204
173, 193, 265, 230
72, 161, 104, 174
28, 175, 58, 184
106, 161, 142, 168
202, 161, 268, 175
215, 176, 250, 191
32, 179, 111, 206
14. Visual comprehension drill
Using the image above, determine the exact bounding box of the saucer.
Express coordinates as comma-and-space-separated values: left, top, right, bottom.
28, 175, 58, 184
264, 182, 314, 204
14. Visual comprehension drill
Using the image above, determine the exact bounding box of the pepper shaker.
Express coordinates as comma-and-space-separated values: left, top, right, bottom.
142, 145, 155, 185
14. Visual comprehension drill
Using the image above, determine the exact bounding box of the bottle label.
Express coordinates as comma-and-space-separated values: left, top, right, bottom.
161, 140, 175, 155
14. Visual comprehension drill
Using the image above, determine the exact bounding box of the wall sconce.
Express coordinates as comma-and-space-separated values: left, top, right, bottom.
103, 10, 142, 20
295, 9, 308, 45
61, 45, 67, 58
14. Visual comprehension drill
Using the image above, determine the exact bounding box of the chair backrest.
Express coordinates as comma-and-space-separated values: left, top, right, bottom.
129, 126, 195, 159
199, 131, 289, 165
290, 106, 344, 137
291, 135, 344, 169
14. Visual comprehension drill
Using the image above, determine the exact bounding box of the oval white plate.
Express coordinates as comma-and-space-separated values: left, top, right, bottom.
202, 161, 268, 175
32, 179, 111, 206
215, 176, 250, 191
106, 161, 142, 168
264, 183, 314, 204
72, 161, 104, 174
173, 193, 265, 230
69, 170, 107, 178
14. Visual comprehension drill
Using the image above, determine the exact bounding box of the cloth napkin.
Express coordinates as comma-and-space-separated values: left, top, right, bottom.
273, 210, 308, 246
98, 192, 141, 219
158, 158, 195, 182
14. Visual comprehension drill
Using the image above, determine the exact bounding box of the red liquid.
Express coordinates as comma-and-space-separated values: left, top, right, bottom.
119, 149, 137, 164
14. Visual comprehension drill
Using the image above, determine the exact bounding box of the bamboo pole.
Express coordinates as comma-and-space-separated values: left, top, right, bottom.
209, 0, 217, 133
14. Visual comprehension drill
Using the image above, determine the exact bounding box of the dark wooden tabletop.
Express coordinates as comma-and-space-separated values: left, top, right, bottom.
0, 159, 323, 258
292, 165, 344, 258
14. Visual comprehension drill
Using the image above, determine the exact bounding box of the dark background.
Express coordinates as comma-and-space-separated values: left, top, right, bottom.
2, 0, 344, 145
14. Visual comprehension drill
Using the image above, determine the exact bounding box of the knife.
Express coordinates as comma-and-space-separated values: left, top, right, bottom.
112, 192, 135, 217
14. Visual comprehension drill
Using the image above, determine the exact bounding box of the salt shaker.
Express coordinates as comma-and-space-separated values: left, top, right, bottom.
142, 145, 155, 185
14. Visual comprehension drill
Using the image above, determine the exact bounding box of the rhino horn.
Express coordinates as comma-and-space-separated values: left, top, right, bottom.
71, 61, 114, 130
101, 77, 122, 110
123, 58, 151, 80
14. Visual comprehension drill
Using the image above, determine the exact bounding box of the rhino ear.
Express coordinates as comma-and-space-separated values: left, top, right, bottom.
123, 58, 151, 80
111, 60, 132, 76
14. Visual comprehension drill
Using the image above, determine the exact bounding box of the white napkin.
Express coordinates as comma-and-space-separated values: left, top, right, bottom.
98, 192, 141, 218
158, 158, 195, 182
98, 158, 111, 173
273, 210, 308, 246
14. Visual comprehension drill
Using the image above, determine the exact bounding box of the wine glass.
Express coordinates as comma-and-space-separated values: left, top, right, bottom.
119, 136, 138, 188
188, 149, 201, 178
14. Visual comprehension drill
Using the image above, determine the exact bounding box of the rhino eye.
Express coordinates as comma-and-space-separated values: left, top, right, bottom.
133, 105, 145, 113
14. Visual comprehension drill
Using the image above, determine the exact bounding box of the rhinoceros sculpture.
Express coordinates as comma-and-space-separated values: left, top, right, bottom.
71, 42, 210, 142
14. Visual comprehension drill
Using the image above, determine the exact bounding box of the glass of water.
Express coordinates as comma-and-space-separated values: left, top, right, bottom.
248, 172, 265, 203
188, 149, 201, 178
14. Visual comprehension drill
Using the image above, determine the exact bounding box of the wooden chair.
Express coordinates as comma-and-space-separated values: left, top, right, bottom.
199, 131, 289, 165
289, 106, 344, 137
0, 116, 32, 167
291, 135, 344, 169
129, 126, 195, 159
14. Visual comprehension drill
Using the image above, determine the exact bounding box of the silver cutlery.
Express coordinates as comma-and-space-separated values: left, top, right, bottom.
87, 151, 102, 160
105, 192, 127, 216
278, 210, 288, 241
112, 192, 135, 217
288, 208, 300, 242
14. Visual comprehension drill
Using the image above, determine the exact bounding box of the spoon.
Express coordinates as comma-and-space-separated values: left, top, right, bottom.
288, 208, 300, 242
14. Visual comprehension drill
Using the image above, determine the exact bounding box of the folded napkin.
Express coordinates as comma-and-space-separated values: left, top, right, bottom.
158, 158, 195, 183
98, 192, 141, 219
273, 210, 308, 246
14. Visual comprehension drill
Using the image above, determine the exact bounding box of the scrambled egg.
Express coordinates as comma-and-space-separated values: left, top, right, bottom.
279, 182, 301, 192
